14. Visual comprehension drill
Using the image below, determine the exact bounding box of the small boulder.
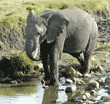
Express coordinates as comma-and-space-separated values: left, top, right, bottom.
85, 92, 91, 98
96, 78, 104, 86
90, 90, 98, 96
62, 66, 80, 79
96, 66, 105, 73
86, 81, 99, 91
65, 87, 74, 93
10, 80, 17, 84
76, 80, 86, 86
55, 99, 61, 103
65, 79, 73, 84
14, 71, 24, 77
105, 77, 110, 84
34, 63, 43, 71
100, 96, 110, 102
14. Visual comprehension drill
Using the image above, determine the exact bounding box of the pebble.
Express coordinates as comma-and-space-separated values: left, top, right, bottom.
65, 87, 74, 93
55, 99, 61, 103
65, 79, 73, 84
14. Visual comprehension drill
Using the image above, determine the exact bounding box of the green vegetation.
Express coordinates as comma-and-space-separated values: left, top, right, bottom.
0, 0, 110, 71
10, 50, 38, 73
0, 0, 110, 28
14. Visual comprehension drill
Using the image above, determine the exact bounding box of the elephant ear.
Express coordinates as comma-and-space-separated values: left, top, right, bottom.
46, 12, 69, 43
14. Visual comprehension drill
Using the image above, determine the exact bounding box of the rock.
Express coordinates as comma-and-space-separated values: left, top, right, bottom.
100, 96, 110, 102
68, 91, 80, 101
96, 66, 105, 73
17, 79, 22, 83
10, 80, 17, 84
28, 68, 36, 74
14, 71, 24, 77
65, 79, 73, 84
65, 87, 74, 93
4, 77, 12, 81
42, 86, 49, 89
34, 63, 43, 71
86, 81, 99, 91
83, 100, 94, 104
85, 92, 91, 98
95, 100, 103, 104
55, 99, 61, 103
90, 90, 98, 96
105, 85, 110, 90
82, 95, 86, 100
76, 80, 86, 86
105, 77, 110, 84
96, 78, 104, 86
62, 66, 80, 79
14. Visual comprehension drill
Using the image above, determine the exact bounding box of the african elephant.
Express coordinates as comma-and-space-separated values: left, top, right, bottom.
19, 7, 98, 86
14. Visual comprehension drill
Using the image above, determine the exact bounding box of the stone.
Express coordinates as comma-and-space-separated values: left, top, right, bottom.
14, 71, 24, 77
100, 96, 110, 102
55, 99, 61, 103
83, 100, 94, 104
96, 78, 104, 86
65, 79, 73, 84
68, 91, 80, 101
62, 66, 79, 79
105, 77, 110, 84
42, 85, 49, 89
76, 80, 86, 86
90, 90, 98, 96
105, 85, 110, 90
96, 66, 105, 73
10, 80, 17, 84
28, 68, 36, 74
86, 81, 99, 91
65, 87, 74, 93
34, 63, 43, 71
85, 92, 91, 98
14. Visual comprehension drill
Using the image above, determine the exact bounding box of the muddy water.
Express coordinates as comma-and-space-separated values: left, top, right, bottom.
0, 76, 109, 104
0, 78, 69, 104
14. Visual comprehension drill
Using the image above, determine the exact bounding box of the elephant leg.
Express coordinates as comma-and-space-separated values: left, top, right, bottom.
49, 44, 60, 86
40, 41, 50, 82
70, 53, 85, 67
83, 35, 97, 74
82, 52, 91, 74
69, 53, 86, 73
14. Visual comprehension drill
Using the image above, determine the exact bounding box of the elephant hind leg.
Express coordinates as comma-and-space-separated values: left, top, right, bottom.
83, 33, 97, 74
69, 52, 85, 71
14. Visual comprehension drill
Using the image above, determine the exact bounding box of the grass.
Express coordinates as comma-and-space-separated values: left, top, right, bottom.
0, 0, 110, 71
10, 50, 38, 73
0, 0, 110, 28
95, 42, 110, 52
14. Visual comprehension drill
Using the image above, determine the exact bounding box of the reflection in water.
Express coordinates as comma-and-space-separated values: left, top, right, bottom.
0, 78, 44, 104
42, 86, 59, 104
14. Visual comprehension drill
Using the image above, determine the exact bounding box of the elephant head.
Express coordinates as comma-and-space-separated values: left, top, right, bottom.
18, 10, 69, 61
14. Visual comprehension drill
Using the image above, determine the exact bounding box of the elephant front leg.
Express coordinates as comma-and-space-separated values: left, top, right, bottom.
49, 47, 60, 86
40, 43, 50, 83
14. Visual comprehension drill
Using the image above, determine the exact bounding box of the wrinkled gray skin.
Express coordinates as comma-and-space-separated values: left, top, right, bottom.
24, 7, 98, 86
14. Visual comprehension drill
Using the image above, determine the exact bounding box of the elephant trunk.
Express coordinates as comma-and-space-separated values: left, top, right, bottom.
25, 36, 40, 61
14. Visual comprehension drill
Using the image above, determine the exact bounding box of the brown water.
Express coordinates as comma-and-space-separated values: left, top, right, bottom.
0, 77, 109, 104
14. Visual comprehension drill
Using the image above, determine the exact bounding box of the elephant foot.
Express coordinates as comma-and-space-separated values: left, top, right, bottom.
79, 67, 90, 75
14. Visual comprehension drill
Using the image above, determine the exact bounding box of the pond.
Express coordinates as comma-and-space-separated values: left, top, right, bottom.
0, 78, 70, 104
0, 76, 109, 104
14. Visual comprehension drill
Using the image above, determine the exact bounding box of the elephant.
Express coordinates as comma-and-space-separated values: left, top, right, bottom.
19, 7, 98, 86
